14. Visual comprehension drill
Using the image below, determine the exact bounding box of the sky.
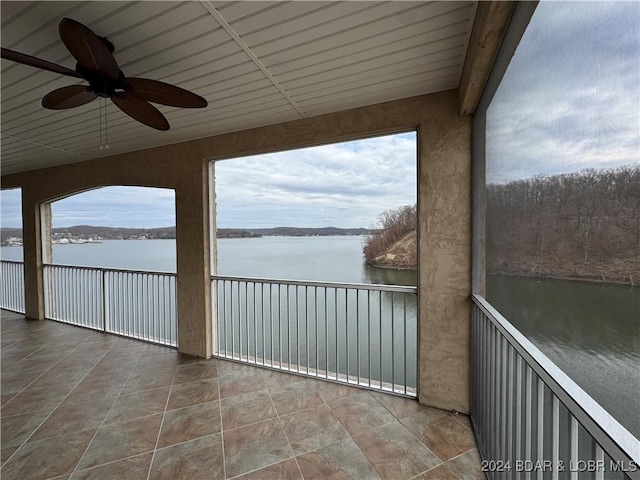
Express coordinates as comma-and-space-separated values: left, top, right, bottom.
486, 0, 639, 184
2, 1, 639, 228
0, 132, 418, 229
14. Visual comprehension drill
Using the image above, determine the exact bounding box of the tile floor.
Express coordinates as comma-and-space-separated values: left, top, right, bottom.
1, 310, 485, 480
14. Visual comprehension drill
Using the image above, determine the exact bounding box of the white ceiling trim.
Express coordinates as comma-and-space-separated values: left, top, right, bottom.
199, 0, 307, 118
2, 132, 87, 158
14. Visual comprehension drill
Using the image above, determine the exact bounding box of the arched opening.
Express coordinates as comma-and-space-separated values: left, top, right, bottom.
43, 186, 178, 346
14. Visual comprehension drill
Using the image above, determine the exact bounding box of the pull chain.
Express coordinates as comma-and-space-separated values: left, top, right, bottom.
104, 98, 109, 150
99, 98, 109, 150
99, 98, 103, 149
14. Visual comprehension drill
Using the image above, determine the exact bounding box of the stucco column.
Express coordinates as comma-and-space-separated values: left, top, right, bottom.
174, 157, 212, 358
417, 102, 472, 413
21, 192, 50, 320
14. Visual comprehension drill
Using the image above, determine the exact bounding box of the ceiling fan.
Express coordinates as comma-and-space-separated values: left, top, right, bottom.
1, 17, 207, 131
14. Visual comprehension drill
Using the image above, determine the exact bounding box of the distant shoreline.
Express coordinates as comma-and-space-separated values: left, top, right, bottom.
1, 226, 373, 246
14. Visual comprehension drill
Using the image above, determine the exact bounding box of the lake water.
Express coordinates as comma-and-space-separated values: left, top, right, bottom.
0, 236, 416, 285
487, 275, 640, 439
1, 238, 637, 438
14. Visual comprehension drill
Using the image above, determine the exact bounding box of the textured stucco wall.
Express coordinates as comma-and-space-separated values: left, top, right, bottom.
418, 107, 472, 414
2, 90, 471, 411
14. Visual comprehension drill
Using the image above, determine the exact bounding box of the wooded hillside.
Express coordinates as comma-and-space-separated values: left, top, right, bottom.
363, 205, 417, 270
487, 166, 640, 284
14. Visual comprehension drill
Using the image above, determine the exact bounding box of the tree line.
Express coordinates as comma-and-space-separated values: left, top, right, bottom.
486, 165, 640, 284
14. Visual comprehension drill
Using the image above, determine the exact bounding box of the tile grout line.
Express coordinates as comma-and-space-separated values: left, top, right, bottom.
69, 344, 152, 478
264, 381, 304, 480
1, 340, 115, 469
144, 351, 184, 480
332, 390, 450, 476
1, 338, 76, 401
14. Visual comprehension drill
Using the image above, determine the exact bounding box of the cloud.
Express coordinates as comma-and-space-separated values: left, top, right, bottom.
0, 188, 22, 228
214, 133, 417, 228
49, 186, 176, 228
486, 1, 639, 184
1, 133, 417, 229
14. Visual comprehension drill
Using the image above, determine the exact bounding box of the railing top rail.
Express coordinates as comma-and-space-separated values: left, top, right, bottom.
43, 263, 176, 277
0, 259, 24, 265
472, 293, 640, 465
211, 274, 417, 293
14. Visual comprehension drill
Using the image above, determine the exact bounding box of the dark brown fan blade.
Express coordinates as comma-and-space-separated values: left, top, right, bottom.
42, 85, 97, 110
59, 18, 119, 80
112, 93, 170, 130
123, 78, 207, 108
1, 47, 82, 78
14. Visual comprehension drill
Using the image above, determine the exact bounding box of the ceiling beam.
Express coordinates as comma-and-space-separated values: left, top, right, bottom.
457, 1, 516, 115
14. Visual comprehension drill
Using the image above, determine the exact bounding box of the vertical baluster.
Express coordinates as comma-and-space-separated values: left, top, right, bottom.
306, 286, 310, 374
501, 338, 508, 478
296, 284, 300, 371
568, 416, 578, 480
232, 281, 236, 358
146, 274, 151, 340
515, 355, 523, 480
492, 328, 499, 464
593, 443, 604, 480
316, 286, 320, 377
356, 289, 360, 386
335, 287, 338, 380
391, 291, 395, 392
403, 293, 407, 395
287, 284, 291, 369
551, 396, 560, 480
223, 280, 227, 355
537, 378, 544, 480
261, 283, 266, 365
127, 272, 132, 336
270, 283, 274, 365
525, 366, 533, 480
368, 290, 371, 387
102, 270, 107, 333
278, 284, 282, 368
246, 281, 250, 362
345, 288, 349, 383
379, 290, 383, 389
161, 275, 166, 344
480, 311, 486, 445
64, 267, 68, 322
507, 345, 515, 480
325, 287, 330, 379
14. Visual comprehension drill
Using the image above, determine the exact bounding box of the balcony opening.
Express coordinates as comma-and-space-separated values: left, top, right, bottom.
209, 132, 418, 395
42, 186, 178, 346
1, 188, 25, 313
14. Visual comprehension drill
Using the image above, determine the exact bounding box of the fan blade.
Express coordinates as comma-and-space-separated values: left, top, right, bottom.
123, 78, 208, 108
112, 93, 170, 130
1, 47, 82, 78
42, 85, 97, 110
59, 18, 119, 80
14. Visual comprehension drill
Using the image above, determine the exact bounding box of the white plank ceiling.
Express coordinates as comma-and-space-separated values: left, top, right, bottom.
1, 1, 478, 175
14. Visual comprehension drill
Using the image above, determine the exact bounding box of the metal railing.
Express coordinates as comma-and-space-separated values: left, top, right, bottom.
472, 294, 639, 480
211, 275, 418, 396
44, 264, 177, 347
0, 260, 25, 314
